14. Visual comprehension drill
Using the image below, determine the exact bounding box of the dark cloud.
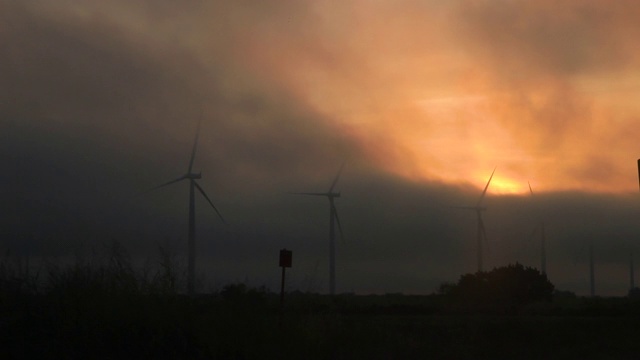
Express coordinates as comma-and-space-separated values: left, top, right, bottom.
2, 1, 640, 297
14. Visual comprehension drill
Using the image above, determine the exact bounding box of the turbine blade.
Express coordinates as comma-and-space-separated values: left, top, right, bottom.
332, 204, 344, 242
476, 167, 496, 207
528, 181, 534, 196
329, 161, 346, 193
123, 176, 187, 206
289, 192, 329, 197
193, 181, 226, 225
146, 176, 187, 194
187, 116, 203, 174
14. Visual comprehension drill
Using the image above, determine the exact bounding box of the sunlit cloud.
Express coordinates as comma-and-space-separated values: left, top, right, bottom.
229, 0, 640, 195
7, 0, 640, 197
5, 0, 640, 296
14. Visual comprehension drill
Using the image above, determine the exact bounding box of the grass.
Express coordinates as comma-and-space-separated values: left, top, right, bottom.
2, 247, 640, 359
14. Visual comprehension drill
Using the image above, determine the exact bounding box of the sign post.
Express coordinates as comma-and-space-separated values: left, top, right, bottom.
279, 249, 292, 307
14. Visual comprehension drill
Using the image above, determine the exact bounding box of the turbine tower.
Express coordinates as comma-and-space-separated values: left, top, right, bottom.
293, 163, 345, 295
631, 159, 640, 295
147, 119, 225, 296
630, 249, 635, 291
528, 182, 547, 275
455, 168, 496, 273
589, 241, 595, 297
637, 159, 640, 191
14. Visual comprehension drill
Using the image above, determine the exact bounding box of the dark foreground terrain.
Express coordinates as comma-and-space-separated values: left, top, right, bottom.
2, 261, 640, 359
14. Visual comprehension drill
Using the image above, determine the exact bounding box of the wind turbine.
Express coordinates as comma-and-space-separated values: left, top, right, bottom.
292, 163, 345, 295
629, 249, 635, 291
589, 241, 595, 297
637, 159, 640, 191
572, 241, 596, 297
633, 158, 640, 293
528, 182, 547, 275
455, 167, 496, 273
146, 119, 225, 296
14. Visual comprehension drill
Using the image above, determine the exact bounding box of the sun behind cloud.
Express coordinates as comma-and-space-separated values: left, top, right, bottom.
171, 0, 640, 195
490, 177, 527, 195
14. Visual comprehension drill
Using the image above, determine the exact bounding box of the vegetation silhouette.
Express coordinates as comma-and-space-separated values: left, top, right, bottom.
440, 263, 554, 311
2, 244, 640, 359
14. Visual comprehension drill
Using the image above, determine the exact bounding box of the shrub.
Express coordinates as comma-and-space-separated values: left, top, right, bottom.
442, 263, 554, 310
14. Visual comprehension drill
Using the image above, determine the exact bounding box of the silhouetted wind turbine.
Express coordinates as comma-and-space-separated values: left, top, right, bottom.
629, 249, 635, 291
528, 182, 547, 275
455, 167, 496, 272
589, 241, 595, 297
292, 163, 345, 295
637, 159, 640, 191
573, 242, 596, 296
146, 119, 225, 296
634, 158, 640, 291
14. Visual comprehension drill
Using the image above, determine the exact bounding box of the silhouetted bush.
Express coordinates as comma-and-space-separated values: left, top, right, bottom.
220, 282, 269, 306
442, 263, 554, 311
6, 243, 640, 359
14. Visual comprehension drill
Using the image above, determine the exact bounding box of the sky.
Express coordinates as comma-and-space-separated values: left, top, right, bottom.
3, 0, 640, 296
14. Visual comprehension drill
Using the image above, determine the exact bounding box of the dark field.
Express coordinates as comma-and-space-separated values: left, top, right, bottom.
2, 260, 640, 359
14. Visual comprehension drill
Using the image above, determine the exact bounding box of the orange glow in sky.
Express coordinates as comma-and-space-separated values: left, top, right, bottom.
21, 1, 640, 195
490, 177, 527, 195
63, 0, 638, 196
238, 0, 640, 195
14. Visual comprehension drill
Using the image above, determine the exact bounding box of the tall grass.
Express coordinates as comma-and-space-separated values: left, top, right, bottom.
2, 243, 640, 358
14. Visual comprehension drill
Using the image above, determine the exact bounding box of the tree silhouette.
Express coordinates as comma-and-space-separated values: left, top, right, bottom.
442, 263, 554, 309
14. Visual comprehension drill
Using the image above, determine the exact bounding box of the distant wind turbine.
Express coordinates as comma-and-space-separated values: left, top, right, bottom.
145, 118, 225, 296
637, 159, 640, 191
454, 167, 496, 273
631, 158, 640, 292
589, 241, 595, 297
630, 249, 635, 291
573, 241, 596, 297
630, 159, 640, 294
528, 182, 547, 275
292, 163, 345, 295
